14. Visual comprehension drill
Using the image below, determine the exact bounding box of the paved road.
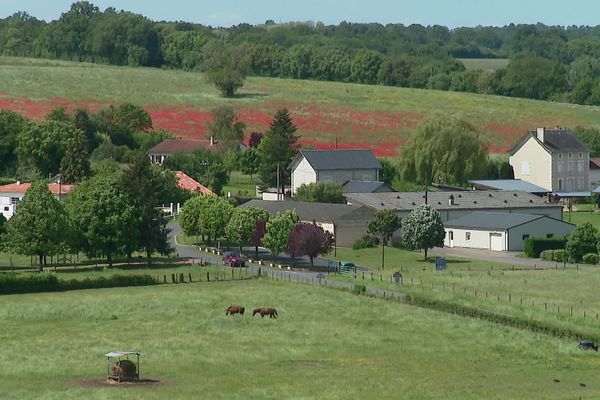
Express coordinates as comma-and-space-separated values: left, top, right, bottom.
167, 220, 406, 299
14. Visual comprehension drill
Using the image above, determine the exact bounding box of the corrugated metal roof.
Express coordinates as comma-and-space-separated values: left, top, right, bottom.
345, 190, 560, 211
469, 179, 549, 193
342, 180, 393, 193
445, 212, 544, 230
238, 199, 364, 222
298, 150, 381, 171
553, 192, 592, 197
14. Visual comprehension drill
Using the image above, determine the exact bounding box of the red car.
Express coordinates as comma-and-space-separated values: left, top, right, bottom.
223, 252, 246, 267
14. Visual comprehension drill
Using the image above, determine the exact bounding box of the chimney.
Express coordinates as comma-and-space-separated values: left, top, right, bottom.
16, 181, 20, 185
448, 195, 455, 206
210, 136, 214, 146
537, 127, 545, 143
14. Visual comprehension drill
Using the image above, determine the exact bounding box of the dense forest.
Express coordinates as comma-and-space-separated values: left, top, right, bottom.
4, 2, 600, 105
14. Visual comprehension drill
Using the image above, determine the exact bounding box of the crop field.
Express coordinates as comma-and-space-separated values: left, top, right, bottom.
2, 57, 600, 156
1, 278, 599, 400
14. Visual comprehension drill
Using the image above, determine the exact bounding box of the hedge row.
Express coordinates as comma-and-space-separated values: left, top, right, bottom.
0, 273, 158, 295
524, 237, 566, 258
540, 249, 566, 262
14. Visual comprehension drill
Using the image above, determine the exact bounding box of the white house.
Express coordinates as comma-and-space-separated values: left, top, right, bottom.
290, 149, 381, 193
509, 127, 589, 193
0, 182, 75, 220
444, 211, 574, 251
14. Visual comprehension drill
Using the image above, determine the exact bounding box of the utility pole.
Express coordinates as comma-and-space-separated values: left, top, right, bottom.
276, 163, 280, 201
424, 170, 428, 205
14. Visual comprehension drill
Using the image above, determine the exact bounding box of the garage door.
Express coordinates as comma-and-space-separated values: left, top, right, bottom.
490, 233, 503, 251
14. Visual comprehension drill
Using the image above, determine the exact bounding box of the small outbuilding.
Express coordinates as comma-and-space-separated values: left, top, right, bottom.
444, 211, 575, 252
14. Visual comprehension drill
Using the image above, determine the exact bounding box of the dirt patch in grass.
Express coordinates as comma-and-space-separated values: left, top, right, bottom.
74, 378, 166, 388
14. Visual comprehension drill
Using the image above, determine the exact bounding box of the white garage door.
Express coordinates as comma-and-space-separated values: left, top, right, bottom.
490, 233, 503, 251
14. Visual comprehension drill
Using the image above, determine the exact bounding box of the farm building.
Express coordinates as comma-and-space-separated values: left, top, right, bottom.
290, 149, 381, 193
0, 182, 75, 220
345, 190, 563, 222
444, 212, 574, 251
509, 127, 589, 193
341, 180, 394, 194
469, 179, 549, 196
148, 138, 222, 164
238, 199, 375, 247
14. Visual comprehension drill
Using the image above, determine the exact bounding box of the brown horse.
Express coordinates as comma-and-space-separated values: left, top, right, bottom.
252, 307, 278, 318
225, 305, 245, 316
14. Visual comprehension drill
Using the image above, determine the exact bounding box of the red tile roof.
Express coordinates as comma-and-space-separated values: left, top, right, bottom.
175, 171, 215, 196
149, 139, 220, 154
0, 182, 75, 195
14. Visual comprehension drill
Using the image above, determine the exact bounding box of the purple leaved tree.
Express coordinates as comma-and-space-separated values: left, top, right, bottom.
287, 223, 334, 267
251, 219, 268, 258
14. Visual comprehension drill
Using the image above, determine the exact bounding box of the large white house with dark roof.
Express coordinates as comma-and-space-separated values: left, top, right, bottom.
290, 149, 381, 193
509, 127, 589, 193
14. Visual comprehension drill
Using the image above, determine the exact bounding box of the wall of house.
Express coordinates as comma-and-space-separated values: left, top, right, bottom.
334, 206, 376, 247
444, 228, 507, 251
291, 157, 317, 193
394, 206, 562, 224
317, 169, 378, 187
509, 136, 552, 191
552, 151, 589, 192
508, 218, 574, 251
0, 197, 15, 220
590, 169, 600, 190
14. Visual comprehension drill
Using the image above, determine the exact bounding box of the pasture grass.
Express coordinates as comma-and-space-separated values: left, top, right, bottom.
0, 279, 599, 399
569, 210, 600, 229
222, 171, 258, 198
458, 58, 510, 71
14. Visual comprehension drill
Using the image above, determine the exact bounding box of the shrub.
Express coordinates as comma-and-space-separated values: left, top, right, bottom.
552, 249, 566, 262
524, 237, 566, 258
540, 250, 554, 261
353, 235, 378, 250
352, 284, 367, 295
582, 253, 599, 265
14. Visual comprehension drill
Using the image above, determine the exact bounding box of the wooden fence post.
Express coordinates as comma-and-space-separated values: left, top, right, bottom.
207, 271, 210, 282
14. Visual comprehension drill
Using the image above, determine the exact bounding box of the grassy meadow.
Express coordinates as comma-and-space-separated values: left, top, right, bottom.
2, 57, 600, 154
0, 279, 599, 400
458, 58, 510, 71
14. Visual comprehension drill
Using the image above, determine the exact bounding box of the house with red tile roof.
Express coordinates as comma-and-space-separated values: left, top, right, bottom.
0, 181, 75, 219
175, 171, 215, 196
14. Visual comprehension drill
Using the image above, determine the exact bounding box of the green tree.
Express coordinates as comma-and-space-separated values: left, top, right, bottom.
66, 174, 136, 266
225, 206, 270, 253
0, 110, 27, 176
567, 222, 599, 262
163, 150, 230, 195
73, 107, 100, 152
197, 195, 234, 245
60, 132, 91, 184
350, 49, 383, 84
0, 214, 6, 249
257, 109, 299, 189
262, 210, 300, 262
95, 103, 152, 148
294, 182, 345, 203
202, 41, 250, 97
179, 195, 205, 240
379, 158, 398, 184
3, 181, 67, 269
121, 152, 174, 265
17, 120, 83, 176
399, 115, 488, 186
239, 147, 259, 179
400, 205, 445, 260
45, 106, 70, 122
500, 56, 567, 100
208, 105, 245, 146
367, 209, 401, 270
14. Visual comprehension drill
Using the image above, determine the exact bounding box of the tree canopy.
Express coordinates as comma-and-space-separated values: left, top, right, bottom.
225, 206, 270, 253
287, 222, 334, 267
400, 205, 445, 260
567, 222, 598, 261
262, 210, 300, 261
367, 209, 401, 270
294, 182, 345, 203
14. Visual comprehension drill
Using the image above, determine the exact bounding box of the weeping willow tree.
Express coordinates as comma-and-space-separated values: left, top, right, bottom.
399, 115, 488, 186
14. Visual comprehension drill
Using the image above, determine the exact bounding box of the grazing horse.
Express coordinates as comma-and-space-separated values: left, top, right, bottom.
225, 305, 245, 316
252, 307, 278, 319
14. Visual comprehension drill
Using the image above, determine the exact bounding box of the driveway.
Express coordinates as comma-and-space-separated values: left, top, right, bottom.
430, 246, 574, 269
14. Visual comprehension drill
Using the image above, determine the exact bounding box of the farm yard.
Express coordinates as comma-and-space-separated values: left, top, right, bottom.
0, 278, 599, 400
2, 57, 600, 155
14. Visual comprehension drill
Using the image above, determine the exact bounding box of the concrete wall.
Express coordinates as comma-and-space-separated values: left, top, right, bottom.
508, 218, 574, 251
291, 157, 317, 193
510, 136, 552, 191
444, 228, 507, 251
334, 206, 376, 247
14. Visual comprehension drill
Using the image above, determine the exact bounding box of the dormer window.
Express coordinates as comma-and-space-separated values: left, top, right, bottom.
579, 152, 583, 158
568, 153, 572, 159
558, 153, 562, 159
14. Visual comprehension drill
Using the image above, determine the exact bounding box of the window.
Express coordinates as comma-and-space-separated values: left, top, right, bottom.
567, 161, 573, 173
522, 234, 530, 241
449, 231, 454, 240
558, 179, 563, 191
466, 232, 471, 241
577, 160, 584, 172
3, 206, 8, 211
546, 234, 554, 238
559, 153, 562, 159
557, 161, 563, 173
578, 177, 584, 191
579, 152, 583, 158
567, 178, 574, 191
521, 161, 530, 175
568, 152, 572, 159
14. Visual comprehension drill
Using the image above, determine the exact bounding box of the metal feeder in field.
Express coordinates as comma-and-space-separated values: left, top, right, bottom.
106, 351, 141, 382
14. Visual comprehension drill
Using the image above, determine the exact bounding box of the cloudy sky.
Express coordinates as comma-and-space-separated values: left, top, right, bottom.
0, 0, 597, 27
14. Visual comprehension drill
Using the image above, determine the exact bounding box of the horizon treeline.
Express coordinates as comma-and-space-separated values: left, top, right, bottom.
4, 2, 600, 105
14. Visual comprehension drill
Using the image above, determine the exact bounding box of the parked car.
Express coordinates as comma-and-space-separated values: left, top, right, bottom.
223, 252, 246, 267
578, 340, 598, 351
338, 261, 356, 273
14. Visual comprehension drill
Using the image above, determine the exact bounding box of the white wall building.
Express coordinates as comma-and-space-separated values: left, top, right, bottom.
0, 182, 75, 220
444, 212, 574, 252
290, 150, 381, 193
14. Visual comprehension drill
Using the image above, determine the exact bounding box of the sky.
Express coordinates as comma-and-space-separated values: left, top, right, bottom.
1, 0, 599, 28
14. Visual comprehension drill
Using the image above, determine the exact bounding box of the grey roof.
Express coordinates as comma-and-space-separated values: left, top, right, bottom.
510, 129, 588, 155
295, 149, 381, 171
238, 199, 364, 222
553, 192, 592, 197
345, 190, 561, 211
469, 179, 550, 193
445, 212, 550, 230
342, 180, 393, 194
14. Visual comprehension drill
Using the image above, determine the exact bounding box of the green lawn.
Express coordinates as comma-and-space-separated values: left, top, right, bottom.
0, 279, 598, 399
569, 210, 600, 229
222, 171, 258, 198
458, 58, 510, 71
